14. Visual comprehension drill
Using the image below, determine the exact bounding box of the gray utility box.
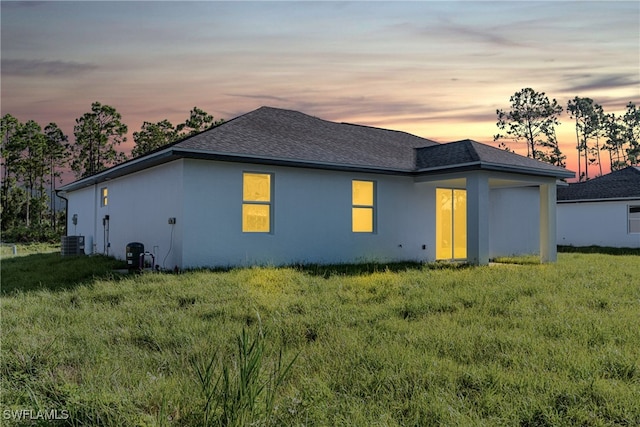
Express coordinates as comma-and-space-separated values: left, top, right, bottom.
61, 236, 85, 256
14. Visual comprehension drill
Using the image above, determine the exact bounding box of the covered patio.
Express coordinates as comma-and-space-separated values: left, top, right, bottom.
414, 140, 574, 265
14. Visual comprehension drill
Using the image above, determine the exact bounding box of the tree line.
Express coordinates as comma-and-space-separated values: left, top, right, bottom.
495, 88, 639, 181
1, 103, 223, 241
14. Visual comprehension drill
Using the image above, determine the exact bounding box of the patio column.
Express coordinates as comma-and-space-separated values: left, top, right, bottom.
466, 173, 490, 265
539, 182, 557, 263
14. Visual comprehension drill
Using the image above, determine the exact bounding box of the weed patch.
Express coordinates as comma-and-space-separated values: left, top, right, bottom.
192, 324, 298, 427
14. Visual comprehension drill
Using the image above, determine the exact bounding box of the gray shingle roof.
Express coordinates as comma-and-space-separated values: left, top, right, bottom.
59, 106, 575, 192
174, 106, 439, 171
557, 167, 640, 201
174, 107, 573, 178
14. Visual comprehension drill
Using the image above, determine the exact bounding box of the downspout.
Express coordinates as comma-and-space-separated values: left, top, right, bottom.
55, 190, 69, 237
93, 184, 98, 254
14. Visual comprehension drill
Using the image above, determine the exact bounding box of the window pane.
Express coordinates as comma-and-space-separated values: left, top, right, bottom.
629, 206, 640, 233
243, 204, 270, 232
243, 173, 271, 202
353, 181, 373, 206
453, 189, 467, 259
352, 207, 373, 232
436, 188, 452, 260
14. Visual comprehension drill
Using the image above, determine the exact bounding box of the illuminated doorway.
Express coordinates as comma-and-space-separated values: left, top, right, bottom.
436, 188, 467, 260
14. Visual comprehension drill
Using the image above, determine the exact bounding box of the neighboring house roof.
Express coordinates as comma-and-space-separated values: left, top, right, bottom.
557, 166, 640, 202
59, 106, 574, 192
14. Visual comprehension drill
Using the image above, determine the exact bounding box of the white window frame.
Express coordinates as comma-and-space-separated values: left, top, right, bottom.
352, 180, 376, 233
242, 172, 273, 233
100, 187, 108, 207
628, 204, 640, 234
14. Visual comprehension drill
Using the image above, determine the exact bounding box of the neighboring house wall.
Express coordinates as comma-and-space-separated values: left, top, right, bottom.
181, 159, 434, 268
67, 161, 185, 267
557, 200, 640, 248
489, 186, 540, 256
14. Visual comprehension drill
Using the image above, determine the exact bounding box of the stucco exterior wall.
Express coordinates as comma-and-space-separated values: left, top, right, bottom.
489, 186, 541, 256
181, 159, 434, 268
66, 161, 185, 267
66, 158, 557, 268
557, 200, 640, 248
65, 184, 98, 254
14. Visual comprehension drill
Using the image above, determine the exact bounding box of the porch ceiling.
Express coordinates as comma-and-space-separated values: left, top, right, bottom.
488, 177, 539, 188
414, 171, 556, 188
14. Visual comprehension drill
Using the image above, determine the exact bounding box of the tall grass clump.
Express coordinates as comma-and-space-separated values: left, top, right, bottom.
192, 323, 297, 427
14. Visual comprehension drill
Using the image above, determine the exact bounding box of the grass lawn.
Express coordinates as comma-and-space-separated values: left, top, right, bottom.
0, 242, 60, 258
1, 250, 639, 426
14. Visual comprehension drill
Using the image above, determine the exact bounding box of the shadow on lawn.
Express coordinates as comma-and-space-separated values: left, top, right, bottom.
9, 246, 633, 294
295, 261, 470, 278
558, 245, 640, 256
1, 252, 126, 294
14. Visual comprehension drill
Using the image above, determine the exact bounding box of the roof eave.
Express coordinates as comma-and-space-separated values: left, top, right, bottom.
57, 148, 179, 192
58, 148, 575, 193
173, 148, 413, 175
558, 197, 640, 204
58, 148, 416, 193
415, 161, 575, 179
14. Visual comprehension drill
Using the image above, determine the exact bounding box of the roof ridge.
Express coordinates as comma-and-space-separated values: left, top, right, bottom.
464, 139, 481, 162
340, 121, 439, 144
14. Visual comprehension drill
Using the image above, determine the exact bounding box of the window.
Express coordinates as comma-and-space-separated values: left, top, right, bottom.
436, 188, 466, 260
242, 172, 272, 232
629, 205, 640, 234
101, 187, 108, 207
352, 180, 375, 232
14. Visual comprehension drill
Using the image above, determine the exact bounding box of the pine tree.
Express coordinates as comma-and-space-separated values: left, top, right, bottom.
71, 102, 128, 178
494, 88, 564, 164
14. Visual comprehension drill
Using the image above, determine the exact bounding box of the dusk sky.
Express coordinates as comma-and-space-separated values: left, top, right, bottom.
2, 1, 639, 180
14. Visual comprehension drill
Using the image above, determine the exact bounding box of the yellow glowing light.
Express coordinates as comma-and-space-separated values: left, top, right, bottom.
353, 207, 373, 232
101, 187, 108, 206
352, 180, 374, 232
242, 204, 270, 232
243, 173, 270, 201
436, 188, 466, 260
453, 189, 467, 259
352, 180, 374, 206
242, 173, 271, 232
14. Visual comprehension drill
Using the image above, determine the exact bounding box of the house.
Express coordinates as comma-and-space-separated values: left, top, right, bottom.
58, 106, 574, 268
557, 166, 640, 248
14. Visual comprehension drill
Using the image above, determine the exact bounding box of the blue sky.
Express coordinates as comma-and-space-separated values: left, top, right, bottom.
2, 1, 639, 175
